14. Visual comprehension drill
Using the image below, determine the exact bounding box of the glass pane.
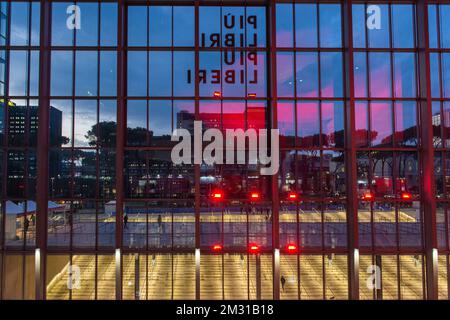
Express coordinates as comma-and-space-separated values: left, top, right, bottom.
296, 52, 318, 97
359, 255, 375, 300
391, 5, 414, 48
71, 255, 95, 299
381, 255, 399, 299
127, 51, 147, 96
372, 153, 394, 197
97, 255, 115, 299
440, 5, 450, 48
149, 100, 172, 146
428, 5, 438, 49
9, 50, 28, 96
395, 102, 417, 147
297, 101, 319, 147
320, 52, 343, 97
355, 102, 369, 147
354, 52, 367, 97
174, 51, 194, 97
399, 255, 424, 300
52, 2, 74, 46
149, 51, 171, 96
100, 3, 117, 46
277, 102, 295, 147
248, 254, 272, 300
95, 197, 114, 245
276, 52, 294, 97
438, 255, 449, 300
30, 3, 39, 45
75, 3, 98, 46
325, 255, 348, 300
149, 6, 172, 47
72, 202, 96, 248
50, 99, 72, 147
173, 254, 195, 299
200, 255, 223, 299
224, 254, 248, 299
319, 4, 341, 48
300, 256, 323, 299
321, 102, 344, 148
73, 150, 96, 198
147, 254, 173, 299
51, 51, 73, 96
393, 53, 416, 98
199, 6, 220, 48
368, 4, 390, 48
100, 51, 117, 96
442, 53, 450, 98
247, 7, 266, 48
174, 6, 194, 47
74, 100, 97, 147
48, 150, 72, 200
128, 6, 147, 46
3, 255, 24, 299
369, 52, 392, 98
199, 51, 220, 97
352, 4, 366, 48
75, 51, 98, 96
276, 4, 293, 47
295, 4, 317, 48
430, 53, 441, 98
10, 2, 30, 46
46, 255, 70, 300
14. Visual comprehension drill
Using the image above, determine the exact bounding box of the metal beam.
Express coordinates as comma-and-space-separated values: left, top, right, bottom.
194, 0, 201, 300
416, 0, 438, 300
35, 0, 52, 301
342, 0, 359, 300
268, 0, 280, 301
115, 0, 126, 300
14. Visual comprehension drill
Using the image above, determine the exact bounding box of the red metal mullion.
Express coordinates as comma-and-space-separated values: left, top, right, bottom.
25, 1, 32, 161
342, 0, 360, 300
194, 0, 200, 300
114, 0, 126, 300
396, 253, 401, 299
446, 199, 450, 252
35, 0, 53, 300
416, 0, 438, 300
145, 201, 148, 251
447, 254, 450, 299
95, 1, 101, 250
0, 1, 11, 252
268, 0, 280, 300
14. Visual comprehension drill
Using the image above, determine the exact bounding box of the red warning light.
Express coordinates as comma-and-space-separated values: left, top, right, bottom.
286, 243, 298, 253
287, 191, 298, 201
401, 192, 412, 200
248, 243, 260, 254
249, 191, 261, 201
362, 192, 374, 201
211, 189, 224, 201
212, 244, 223, 252
248, 93, 256, 98
213, 91, 221, 98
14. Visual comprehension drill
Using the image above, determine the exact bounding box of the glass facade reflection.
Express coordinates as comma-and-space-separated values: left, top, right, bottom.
0, 0, 449, 300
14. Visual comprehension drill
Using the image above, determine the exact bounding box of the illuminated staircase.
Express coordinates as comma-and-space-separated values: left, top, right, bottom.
45, 253, 447, 300
173, 255, 196, 299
